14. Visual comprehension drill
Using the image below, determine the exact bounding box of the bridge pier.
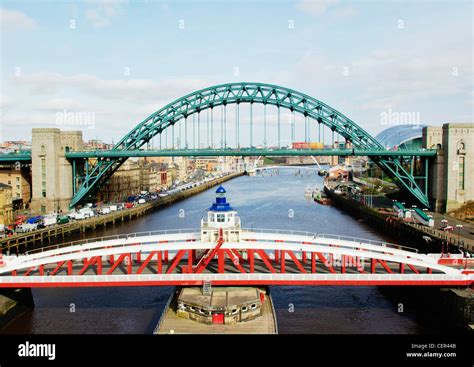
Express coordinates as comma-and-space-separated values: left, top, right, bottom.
30, 128, 83, 214
423, 124, 474, 212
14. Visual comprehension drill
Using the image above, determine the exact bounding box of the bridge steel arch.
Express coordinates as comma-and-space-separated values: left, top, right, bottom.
69, 82, 430, 208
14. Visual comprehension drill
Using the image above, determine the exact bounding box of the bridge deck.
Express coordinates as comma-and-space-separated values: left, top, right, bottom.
2, 230, 471, 287
11, 257, 439, 277
64, 148, 437, 159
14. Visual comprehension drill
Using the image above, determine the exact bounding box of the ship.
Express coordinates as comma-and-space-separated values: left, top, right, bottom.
313, 188, 332, 205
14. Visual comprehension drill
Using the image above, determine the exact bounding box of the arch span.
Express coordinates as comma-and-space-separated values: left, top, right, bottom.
70, 82, 430, 208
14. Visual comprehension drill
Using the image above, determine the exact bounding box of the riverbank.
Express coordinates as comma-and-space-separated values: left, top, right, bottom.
0, 172, 244, 254
324, 184, 473, 253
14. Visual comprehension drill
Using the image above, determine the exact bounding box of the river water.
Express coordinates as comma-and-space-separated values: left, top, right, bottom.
2, 170, 437, 334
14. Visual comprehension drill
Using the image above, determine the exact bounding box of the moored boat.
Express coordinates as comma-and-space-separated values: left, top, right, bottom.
313, 189, 332, 205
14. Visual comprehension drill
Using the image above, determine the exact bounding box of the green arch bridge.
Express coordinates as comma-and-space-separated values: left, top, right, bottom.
0, 82, 436, 208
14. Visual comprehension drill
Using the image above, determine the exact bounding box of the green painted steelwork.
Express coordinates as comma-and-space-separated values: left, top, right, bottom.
66, 148, 436, 159
0, 153, 32, 163
68, 82, 434, 208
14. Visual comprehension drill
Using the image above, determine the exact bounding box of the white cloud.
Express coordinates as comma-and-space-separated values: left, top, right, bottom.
6, 72, 211, 141
332, 6, 356, 18
85, 9, 111, 28
296, 0, 339, 17
16, 72, 208, 102
85, 0, 125, 28
136, 101, 170, 116
290, 43, 471, 113
0, 7, 37, 30
0, 95, 14, 109
36, 98, 86, 111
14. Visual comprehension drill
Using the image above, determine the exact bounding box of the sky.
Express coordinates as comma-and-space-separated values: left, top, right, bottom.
0, 0, 472, 147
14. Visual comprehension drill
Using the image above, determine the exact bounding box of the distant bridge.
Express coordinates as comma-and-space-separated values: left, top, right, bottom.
0, 82, 437, 208
1, 229, 471, 287
62, 148, 436, 158
0, 149, 436, 163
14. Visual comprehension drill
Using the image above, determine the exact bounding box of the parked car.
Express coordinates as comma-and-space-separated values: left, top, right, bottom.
43, 215, 58, 227
15, 215, 27, 226
99, 207, 111, 215
57, 215, 70, 224
26, 216, 43, 224
17, 223, 38, 233
68, 211, 78, 220
74, 208, 95, 220
138, 198, 146, 204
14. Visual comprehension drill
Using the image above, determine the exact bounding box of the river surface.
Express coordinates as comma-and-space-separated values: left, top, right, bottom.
2, 170, 438, 334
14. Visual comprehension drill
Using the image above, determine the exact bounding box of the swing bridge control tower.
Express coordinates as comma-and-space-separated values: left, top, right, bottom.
156, 186, 278, 334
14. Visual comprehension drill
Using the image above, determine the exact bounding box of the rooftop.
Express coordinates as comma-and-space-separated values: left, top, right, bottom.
375, 125, 427, 150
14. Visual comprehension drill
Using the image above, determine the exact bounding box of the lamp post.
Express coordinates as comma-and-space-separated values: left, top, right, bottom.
456, 224, 463, 246
441, 219, 449, 256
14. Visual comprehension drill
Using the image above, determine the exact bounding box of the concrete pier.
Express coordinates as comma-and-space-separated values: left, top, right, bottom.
155, 287, 278, 334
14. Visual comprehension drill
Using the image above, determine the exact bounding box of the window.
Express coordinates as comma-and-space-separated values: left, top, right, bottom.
41, 158, 46, 198
217, 214, 225, 222
40, 206, 46, 214
16, 185, 20, 190
15, 177, 20, 182
459, 157, 465, 190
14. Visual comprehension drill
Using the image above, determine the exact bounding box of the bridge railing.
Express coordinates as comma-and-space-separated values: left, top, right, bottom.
241, 228, 419, 253
314, 233, 419, 253
23, 227, 418, 256
26, 228, 200, 255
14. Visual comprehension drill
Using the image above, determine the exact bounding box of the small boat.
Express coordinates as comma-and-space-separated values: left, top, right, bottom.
304, 187, 313, 197
318, 169, 327, 177
313, 189, 332, 205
